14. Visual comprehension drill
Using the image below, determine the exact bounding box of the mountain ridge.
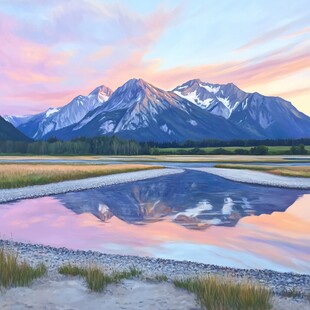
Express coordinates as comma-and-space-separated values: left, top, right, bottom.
3, 78, 310, 142
4, 85, 113, 140
42, 78, 253, 142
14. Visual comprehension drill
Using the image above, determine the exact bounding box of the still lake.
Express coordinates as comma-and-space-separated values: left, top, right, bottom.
0, 166, 309, 274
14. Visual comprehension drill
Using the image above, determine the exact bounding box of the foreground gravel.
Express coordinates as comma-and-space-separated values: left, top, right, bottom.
0, 168, 184, 203
1, 239, 309, 299
192, 167, 310, 189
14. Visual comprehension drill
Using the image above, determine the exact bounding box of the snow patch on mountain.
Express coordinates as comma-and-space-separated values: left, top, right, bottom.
174, 90, 213, 109
217, 97, 230, 109
45, 108, 60, 117
100, 120, 115, 133
200, 84, 220, 94
160, 124, 174, 135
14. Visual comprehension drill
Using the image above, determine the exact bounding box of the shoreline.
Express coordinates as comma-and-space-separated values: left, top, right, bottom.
0, 168, 184, 203
1, 154, 310, 164
1, 239, 309, 298
192, 167, 310, 189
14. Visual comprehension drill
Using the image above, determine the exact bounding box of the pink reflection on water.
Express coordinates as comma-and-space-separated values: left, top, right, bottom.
0, 195, 309, 273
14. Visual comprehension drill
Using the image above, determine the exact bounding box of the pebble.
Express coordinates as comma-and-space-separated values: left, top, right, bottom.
0, 168, 184, 203
192, 167, 310, 189
1, 239, 309, 298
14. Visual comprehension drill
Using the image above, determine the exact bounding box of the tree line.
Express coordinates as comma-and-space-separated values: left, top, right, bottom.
151, 145, 308, 156
148, 138, 310, 148
0, 136, 150, 155
0, 136, 309, 156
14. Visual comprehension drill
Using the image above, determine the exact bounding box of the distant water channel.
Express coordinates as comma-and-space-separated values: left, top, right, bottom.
0, 168, 309, 274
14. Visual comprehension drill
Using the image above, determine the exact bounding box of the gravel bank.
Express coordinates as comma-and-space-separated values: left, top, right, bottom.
0, 168, 184, 203
192, 167, 310, 189
1, 239, 309, 298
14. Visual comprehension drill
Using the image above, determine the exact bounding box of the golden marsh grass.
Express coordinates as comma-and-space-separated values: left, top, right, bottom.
0, 163, 161, 189
215, 164, 310, 178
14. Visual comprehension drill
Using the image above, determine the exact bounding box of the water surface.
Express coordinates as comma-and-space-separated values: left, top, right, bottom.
0, 170, 309, 273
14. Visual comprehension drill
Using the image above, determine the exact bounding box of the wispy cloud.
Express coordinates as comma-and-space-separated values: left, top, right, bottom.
0, 1, 181, 113
0, 0, 309, 115
237, 13, 310, 51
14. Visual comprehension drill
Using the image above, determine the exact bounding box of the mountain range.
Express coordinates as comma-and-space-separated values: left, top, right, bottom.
3, 79, 310, 142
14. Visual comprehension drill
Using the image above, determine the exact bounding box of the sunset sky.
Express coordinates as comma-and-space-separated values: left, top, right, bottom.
1, 0, 309, 115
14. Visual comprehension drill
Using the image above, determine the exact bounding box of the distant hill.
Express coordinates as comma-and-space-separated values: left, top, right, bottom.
0, 116, 31, 141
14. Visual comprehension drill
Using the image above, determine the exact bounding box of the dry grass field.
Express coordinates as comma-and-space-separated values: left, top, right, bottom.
215, 164, 310, 178
0, 163, 161, 189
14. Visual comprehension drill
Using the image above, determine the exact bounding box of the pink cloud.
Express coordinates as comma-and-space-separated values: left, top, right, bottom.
0, 2, 309, 116
0, 2, 181, 115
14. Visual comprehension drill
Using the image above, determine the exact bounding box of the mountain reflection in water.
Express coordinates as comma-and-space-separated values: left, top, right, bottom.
56, 171, 306, 230
0, 170, 309, 272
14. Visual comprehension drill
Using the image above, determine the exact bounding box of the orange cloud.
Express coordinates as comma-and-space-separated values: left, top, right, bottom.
100, 40, 310, 96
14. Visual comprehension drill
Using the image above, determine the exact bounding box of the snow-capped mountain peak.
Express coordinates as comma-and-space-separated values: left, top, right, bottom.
45, 108, 60, 117
5, 79, 310, 142
88, 85, 113, 103
7, 84, 113, 139
173, 79, 310, 138
173, 80, 247, 118
59, 78, 253, 141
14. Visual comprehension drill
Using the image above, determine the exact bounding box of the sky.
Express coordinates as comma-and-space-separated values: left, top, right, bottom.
0, 0, 309, 116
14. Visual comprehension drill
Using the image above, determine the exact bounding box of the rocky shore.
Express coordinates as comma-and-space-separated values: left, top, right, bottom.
0, 168, 184, 203
193, 167, 310, 189
1, 239, 309, 298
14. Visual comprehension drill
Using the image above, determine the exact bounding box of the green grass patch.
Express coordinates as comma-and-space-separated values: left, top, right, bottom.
0, 248, 47, 289
59, 264, 142, 292
155, 145, 310, 156
174, 276, 272, 310
154, 274, 168, 282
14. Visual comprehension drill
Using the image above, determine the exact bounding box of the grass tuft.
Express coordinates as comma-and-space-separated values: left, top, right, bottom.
174, 275, 272, 310
59, 264, 142, 292
154, 274, 168, 282
0, 248, 47, 289
58, 263, 86, 277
